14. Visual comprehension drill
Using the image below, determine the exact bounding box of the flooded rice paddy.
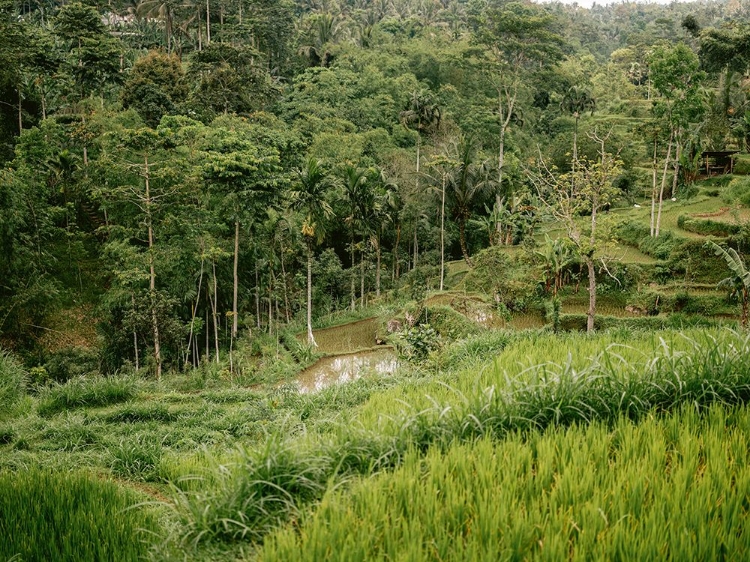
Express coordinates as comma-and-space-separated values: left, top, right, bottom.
294, 348, 398, 394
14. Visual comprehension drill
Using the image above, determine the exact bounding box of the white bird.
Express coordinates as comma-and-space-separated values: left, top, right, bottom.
634, 204, 641, 208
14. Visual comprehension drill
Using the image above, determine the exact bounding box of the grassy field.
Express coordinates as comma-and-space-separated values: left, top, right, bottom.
5, 322, 750, 560
3, 167, 750, 560
260, 403, 750, 561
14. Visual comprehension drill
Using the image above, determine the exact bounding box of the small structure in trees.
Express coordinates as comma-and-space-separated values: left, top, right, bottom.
701, 151, 738, 176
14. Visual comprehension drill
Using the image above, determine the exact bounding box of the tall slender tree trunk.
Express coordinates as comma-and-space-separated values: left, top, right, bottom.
376, 229, 381, 297
17, 88, 22, 134
255, 261, 260, 330
573, 114, 579, 169
655, 130, 674, 237
206, 0, 211, 44
360, 249, 365, 307
131, 294, 139, 371
306, 239, 316, 347
211, 258, 220, 363
586, 256, 596, 333
205, 304, 209, 361
413, 227, 418, 269
185, 256, 204, 365
280, 241, 290, 322
232, 219, 239, 338
459, 217, 472, 267
440, 172, 446, 290
671, 132, 681, 198
394, 224, 401, 279
650, 137, 658, 237
197, 8, 202, 50
495, 86, 516, 240
587, 194, 598, 334
350, 234, 356, 311
144, 155, 162, 379
267, 277, 273, 334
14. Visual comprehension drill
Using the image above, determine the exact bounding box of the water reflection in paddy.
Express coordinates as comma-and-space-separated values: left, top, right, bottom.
295, 348, 398, 394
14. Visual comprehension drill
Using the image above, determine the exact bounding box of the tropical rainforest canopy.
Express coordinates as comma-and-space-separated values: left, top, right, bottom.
2, 0, 750, 375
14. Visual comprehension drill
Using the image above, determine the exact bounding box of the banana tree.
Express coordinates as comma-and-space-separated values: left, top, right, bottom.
707, 241, 750, 328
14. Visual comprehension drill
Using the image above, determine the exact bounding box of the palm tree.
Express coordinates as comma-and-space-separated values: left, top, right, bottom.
342, 164, 371, 310
289, 158, 334, 346
372, 169, 397, 296
446, 136, 493, 267
137, 0, 180, 53
400, 89, 441, 191
707, 241, 750, 328
298, 13, 343, 67
560, 86, 596, 167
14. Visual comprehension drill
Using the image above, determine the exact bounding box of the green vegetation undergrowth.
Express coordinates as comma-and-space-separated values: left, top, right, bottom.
259, 402, 750, 561
0, 470, 159, 562
0, 351, 27, 417
166, 328, 750, 551
37, 375, 140, 417
677, 214, 741, 237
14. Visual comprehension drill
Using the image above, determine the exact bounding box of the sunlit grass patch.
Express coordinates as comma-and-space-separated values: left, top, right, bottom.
259, 403, 750, 561
37, 375, 140, 417
0, 469, 160, 562
168, 329, 750, 552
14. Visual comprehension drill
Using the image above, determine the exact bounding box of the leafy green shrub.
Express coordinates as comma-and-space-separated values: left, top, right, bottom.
0, 351, 26, 414
733, 155, 750, 176
545, 297, 562, 333
667, 240, 730, 281
37, 376, 139, 417
722, 176, 750, 205
423, 305, 482, 340
43, 347, 99, 384
677, 215, 740, 237
0, 470, 158, 561
394, 324, 441, 362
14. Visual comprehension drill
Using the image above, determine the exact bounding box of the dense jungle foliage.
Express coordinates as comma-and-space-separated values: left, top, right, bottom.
5, 2, 750, 560
2, 0, 750, 376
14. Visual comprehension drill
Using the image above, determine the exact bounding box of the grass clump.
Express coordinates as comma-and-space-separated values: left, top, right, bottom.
37, 375, 139, 417
722, 176, 750, 204
0, 469, 159, 562
104, 402, 175, 423
0, 350, 27, 416
258, 403, 750, 561
108, 433, 163, 481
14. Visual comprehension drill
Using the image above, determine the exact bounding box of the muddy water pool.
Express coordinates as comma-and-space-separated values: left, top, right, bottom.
294, 348, 398, 393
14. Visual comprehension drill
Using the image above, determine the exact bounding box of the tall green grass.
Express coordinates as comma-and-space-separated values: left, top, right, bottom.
168, 329, 750, 549
0, 350, 26, 416
259, 403, 750, 561
37, 375, 139, 416
0, 470, 159, 562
